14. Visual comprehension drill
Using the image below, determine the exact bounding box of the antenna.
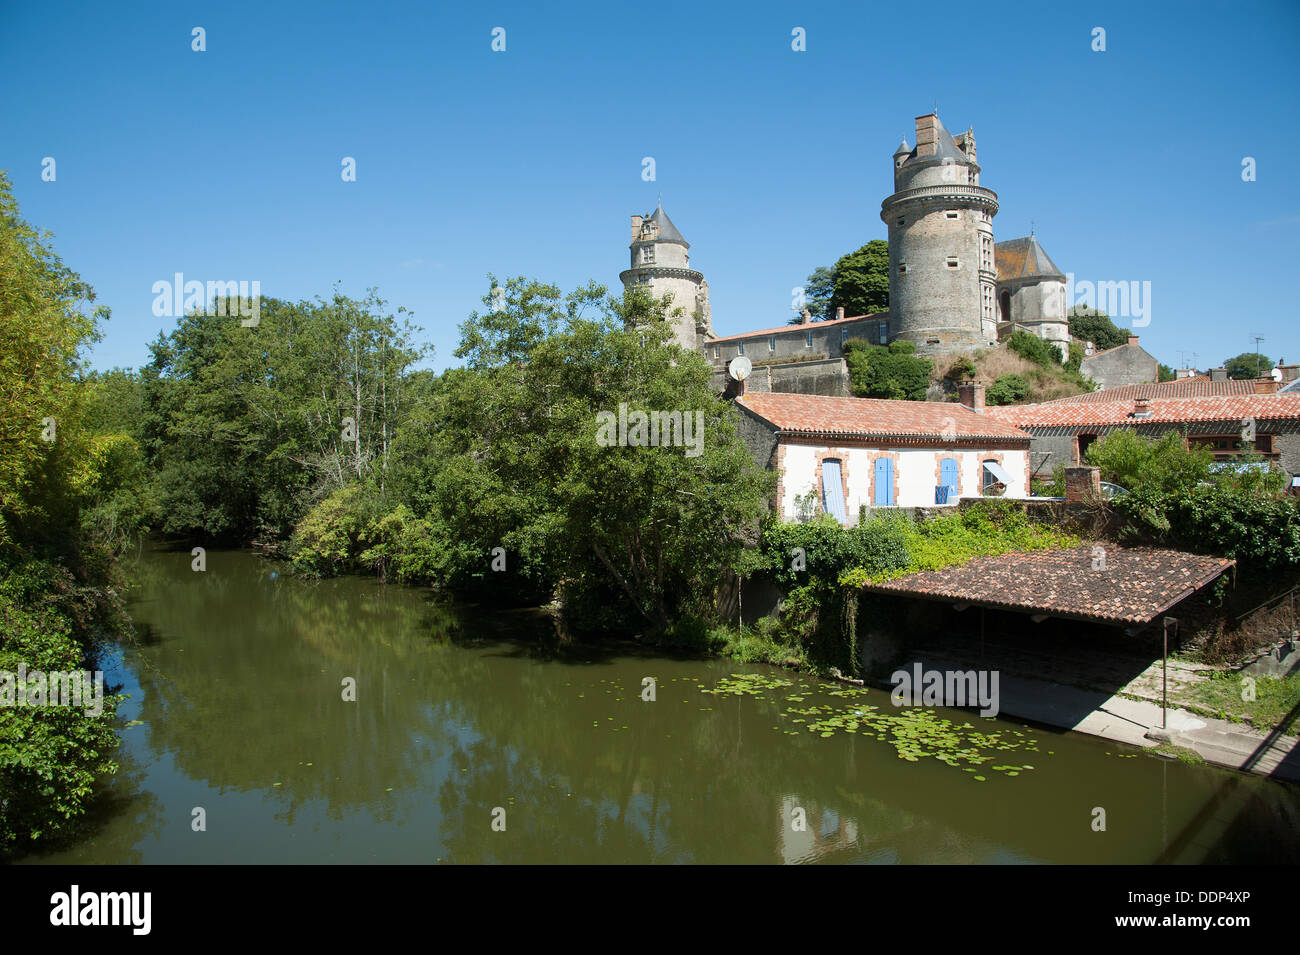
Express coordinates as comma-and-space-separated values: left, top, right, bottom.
1254, 335, 1266, 377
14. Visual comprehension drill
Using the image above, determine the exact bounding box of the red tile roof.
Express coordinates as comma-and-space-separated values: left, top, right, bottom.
707, 312, 885, 345
861, 545, 1235, 625
1045, 377, 1271, 404
737, 392, 1031, 442
985, 394, 1300, 429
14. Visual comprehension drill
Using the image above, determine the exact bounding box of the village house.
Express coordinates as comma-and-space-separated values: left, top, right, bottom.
985, 392, 1300, 485
733, 384, 1031, 523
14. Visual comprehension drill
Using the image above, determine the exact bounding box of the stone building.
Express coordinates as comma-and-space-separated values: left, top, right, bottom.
994, 235, 1069, 359
619, 202, 713, 351
1078, 336, 1159, 390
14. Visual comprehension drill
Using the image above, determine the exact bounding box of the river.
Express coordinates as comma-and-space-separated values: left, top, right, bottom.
19, 547, 1300, 864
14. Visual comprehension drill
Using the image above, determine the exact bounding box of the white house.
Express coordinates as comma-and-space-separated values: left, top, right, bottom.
734, 385, 1031, 524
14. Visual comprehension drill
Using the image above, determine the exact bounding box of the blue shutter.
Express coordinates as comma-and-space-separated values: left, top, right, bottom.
821, 459, 847, 522
874, 458, 895, 506
940, 458, 960, 502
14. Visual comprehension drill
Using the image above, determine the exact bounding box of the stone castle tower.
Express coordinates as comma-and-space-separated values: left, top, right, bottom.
881, 114, 1000, 352
619, 202, 713, 351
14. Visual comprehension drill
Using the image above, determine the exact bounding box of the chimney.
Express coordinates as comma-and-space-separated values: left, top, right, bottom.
1210, 367, 1228, 381
1127, 335, 1140, 347
630, 215, 643, 241
1064, 466, 1101, 503
836, 306, 845, 321
1255, 378, 1280, 394
800, 308, 812, 325
1133, 397, 1151, 417
958, 382, 985, 413
915, 113, 939, 158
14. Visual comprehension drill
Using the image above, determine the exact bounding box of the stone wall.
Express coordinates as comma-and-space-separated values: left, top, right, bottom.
1079, 341, 1158, 389
711, 358, 851, 397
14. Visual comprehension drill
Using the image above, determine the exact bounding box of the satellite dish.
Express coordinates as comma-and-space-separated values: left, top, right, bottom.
728, 356, 752, 381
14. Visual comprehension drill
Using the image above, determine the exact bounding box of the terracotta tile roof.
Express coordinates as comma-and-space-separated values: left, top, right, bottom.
1044, 377, 1270, 404
861, 545, 1235, 625
985, 394, 1300, 429
737, 392, 1031, 442
707, 312, 886, 345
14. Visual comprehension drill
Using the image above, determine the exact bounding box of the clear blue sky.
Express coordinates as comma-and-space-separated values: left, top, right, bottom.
3, 0, 1298, 374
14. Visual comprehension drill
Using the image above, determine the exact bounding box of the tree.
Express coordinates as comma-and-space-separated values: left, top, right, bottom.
789, 265, 835, 323
1068, 307, 1127, 351
1158, 363, 1176, 382
830, 239, 890, 317
1223, 352, 1272, 380
844, 339, 932, 400
1085, 430, 1213, 495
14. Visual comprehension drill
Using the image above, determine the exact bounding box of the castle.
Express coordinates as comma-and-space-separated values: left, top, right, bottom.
621, 113, 1073, 392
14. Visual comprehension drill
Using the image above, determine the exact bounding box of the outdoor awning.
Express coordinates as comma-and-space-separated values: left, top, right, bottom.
982, 461, 1013, 485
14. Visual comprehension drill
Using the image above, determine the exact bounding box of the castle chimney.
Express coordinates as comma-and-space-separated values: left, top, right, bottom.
630, 215, 643, 241
1134, 397, 1151, 417
800, 309, 812, 325
958, 382, 985, 413
1127, 335, 1140, 347
915, 113, 940, 158
1255, 378, 1280, 394
836, 306, 845, 321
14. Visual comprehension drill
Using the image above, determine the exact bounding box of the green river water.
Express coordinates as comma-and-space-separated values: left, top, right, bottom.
19, 547, 1300, 864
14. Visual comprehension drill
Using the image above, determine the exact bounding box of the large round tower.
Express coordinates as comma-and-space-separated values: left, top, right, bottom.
881, 114, 999, 353
619, 202, 712, 351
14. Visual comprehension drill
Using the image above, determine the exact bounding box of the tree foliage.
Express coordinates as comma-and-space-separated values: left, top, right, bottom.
1068, 307, 1127, 351
1223, 352, 1271, 380
843, 339, 932, 401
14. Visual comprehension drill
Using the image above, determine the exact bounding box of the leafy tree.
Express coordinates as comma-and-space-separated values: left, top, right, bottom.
843, 339, 932, 401
1158, 363, 1176, 382
986, 374, 1031, 406
1223, 352, 1272, 380
830, 239, 890, 317
1068, 307, 1127, 351
1084, 430, 1213, 495
789, 265, 836, 323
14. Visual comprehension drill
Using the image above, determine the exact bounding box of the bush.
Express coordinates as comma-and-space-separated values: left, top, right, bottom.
1084, 430, 1214, 495
986, 374, 1031, 405
945, 356, 977, 381
1114, 485, 1300, 568
843, 340, 933, 401
1007, 330, 1062, 367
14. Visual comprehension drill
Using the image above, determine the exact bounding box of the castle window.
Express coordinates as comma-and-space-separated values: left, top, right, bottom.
805, 331, 813, 349
641, 246, 655, 264
945, 211, 959, 219
898, 264, 907, 274
713, 346, 720, 359
737, 342, 745, 355
637, 274, 651, 285
896, 217, 905, 226
878, 323, 888, 345
947, 257, 960, 269
768, 336, 776, 353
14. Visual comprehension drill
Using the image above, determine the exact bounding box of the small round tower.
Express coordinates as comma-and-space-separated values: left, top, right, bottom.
619, 203, 712, 351
880, 114, 999, 353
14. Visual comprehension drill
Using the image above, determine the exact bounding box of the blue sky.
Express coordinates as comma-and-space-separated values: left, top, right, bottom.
3, 0, 1298, 374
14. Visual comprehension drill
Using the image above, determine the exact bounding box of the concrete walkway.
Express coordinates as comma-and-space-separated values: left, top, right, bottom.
906, 651, 1300, 783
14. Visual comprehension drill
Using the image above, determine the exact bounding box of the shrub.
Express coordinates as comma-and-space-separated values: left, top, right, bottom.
986, 374, 1031, 405
945, 356, 977, 381
1008, 329, 1061, 367
844, 340, 933, 401
1085, 430, 1213, 495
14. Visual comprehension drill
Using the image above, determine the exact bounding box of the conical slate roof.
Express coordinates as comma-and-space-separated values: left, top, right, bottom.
645, 202, 687, 246
893, 138, 911, 156
995, 235, 1066, 282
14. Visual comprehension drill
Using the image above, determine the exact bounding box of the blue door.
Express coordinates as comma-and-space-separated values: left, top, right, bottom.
874, 458, 895, 506
939, 458, 960, 503
821, 459, 847, 522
